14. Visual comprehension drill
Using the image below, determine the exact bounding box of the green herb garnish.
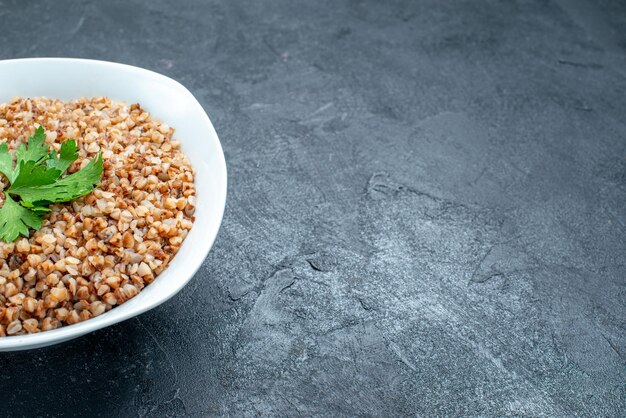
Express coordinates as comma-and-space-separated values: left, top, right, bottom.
0, 126, 103, 243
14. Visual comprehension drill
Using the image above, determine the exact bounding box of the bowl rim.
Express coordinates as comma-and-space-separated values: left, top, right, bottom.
0, 57, 227, 350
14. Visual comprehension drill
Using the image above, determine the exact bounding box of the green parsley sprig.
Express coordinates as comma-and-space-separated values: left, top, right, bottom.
0, 126, 103, 243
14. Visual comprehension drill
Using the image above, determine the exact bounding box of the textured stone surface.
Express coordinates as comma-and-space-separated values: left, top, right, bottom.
0, 0, 625, 416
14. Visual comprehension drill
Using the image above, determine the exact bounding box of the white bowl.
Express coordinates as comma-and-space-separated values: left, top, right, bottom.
0, 58, 227, 351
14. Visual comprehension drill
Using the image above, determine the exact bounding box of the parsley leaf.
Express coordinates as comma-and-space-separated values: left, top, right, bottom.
46, 139, 79, 173
0, 127, 104, 242
15, 126, 49, 164
0, 195, 46, 243
0, 143, 18, 183
10, 153, 103, 205
10, 159, 62, 191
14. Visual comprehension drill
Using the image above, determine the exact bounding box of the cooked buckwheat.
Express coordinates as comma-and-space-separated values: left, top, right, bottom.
0, 97, 196, 335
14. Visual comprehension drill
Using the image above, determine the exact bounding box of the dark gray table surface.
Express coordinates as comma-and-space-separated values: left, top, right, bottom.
0, 0, 625, 416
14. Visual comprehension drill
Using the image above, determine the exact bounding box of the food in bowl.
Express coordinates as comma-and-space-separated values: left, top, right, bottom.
0, 97, 196, 335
